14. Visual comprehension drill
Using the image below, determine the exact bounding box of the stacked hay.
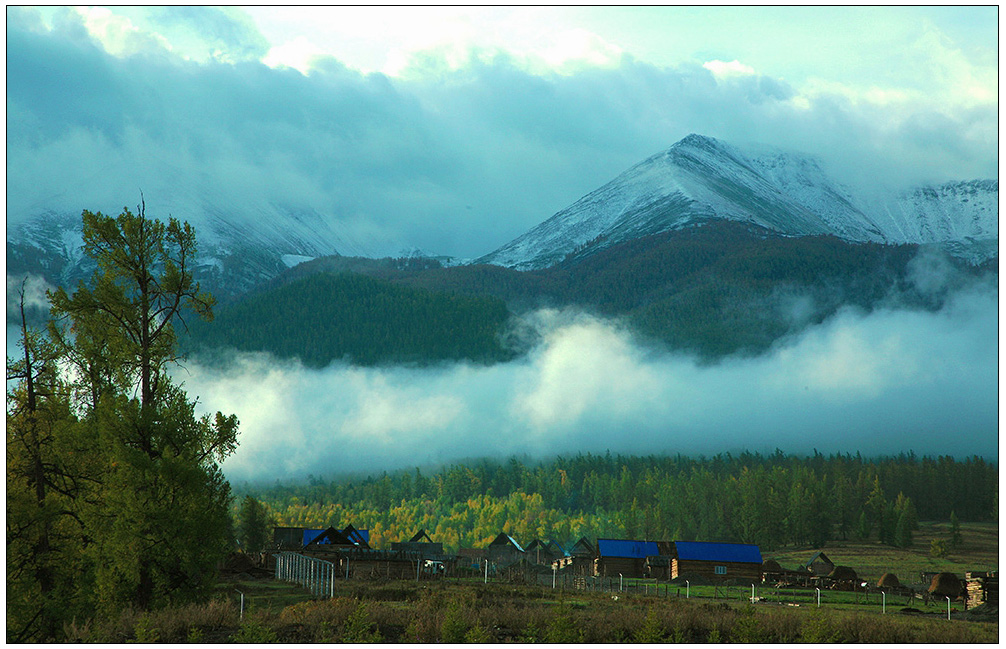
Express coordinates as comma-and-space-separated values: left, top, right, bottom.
929, 572, 963, 598
829, 565, 858, 582
877, 572, 901, 589
762, 559, 784, 573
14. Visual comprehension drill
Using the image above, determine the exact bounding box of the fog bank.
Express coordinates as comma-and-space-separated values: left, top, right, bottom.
176, 280, 998, 483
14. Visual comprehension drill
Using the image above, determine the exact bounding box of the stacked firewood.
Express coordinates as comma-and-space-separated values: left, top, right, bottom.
966, 571, 998, 608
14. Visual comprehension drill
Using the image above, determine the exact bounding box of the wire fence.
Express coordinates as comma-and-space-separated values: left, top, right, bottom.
275, 551, 336, 599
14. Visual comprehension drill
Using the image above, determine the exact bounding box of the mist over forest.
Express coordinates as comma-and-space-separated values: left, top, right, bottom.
178, 263, 997, 484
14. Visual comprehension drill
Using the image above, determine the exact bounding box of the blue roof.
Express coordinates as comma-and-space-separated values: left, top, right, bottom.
675, 541, 762, 564
597, 539, 660, 559
303, 529, 328, 545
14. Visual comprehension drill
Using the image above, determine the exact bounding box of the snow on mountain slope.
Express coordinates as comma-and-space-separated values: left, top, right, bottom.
6, 192, 376, 305
478, 134, 998, 269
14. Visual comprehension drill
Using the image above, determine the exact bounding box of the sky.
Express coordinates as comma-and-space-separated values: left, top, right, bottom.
6, 5, 999, 258
5, 6, 999, 481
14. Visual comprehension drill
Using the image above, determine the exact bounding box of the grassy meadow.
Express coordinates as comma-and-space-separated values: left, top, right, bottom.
63, 521, 997, 643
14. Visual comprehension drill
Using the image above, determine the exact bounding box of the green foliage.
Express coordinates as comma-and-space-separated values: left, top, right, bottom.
186, 272, 515, 367
930, 538, 950, 559
949, 511, 962, 547
729, 608, 765, 643
6, 205, 239, 640
440, 601, 469, 643
464, 624, 493, 643
341, 601, 381, 643
633, 609, 666, 643
230, 616, 278, 643
186, 626, 204, 643
130, 613, 160, 643
238, 496, 270, 552
544, 606, 584, 643
799, 611, 839, 643
250, 451, 996, 553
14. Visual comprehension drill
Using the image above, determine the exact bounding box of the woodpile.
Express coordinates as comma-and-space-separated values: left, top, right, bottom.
966, 571, 998, 608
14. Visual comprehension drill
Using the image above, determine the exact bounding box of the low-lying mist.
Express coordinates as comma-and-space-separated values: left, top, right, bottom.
177, 272, 998, 485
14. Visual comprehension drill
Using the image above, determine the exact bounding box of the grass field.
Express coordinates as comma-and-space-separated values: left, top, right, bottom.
69, 521, 997, 642
768, 521, 998, 584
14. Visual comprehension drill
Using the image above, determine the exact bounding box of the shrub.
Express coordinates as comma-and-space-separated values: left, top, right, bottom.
341, 601, 382, 643
633, 610, 666, 643
230, 616, 277, 643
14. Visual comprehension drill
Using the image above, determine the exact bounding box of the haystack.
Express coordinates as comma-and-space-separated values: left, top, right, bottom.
763, 559, 784, 573
877, 572, 901, 588
828, 565, 858, 582
929, 572, 962, 597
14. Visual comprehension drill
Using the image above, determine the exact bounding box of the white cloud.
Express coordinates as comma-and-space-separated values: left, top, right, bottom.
177, 275, 998, 484
703, 59, 756, 79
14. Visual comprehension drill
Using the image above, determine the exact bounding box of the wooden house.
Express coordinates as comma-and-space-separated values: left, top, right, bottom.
804, 551, 834, 577
595, 539, 660, 578
671, 541, 763, 583
554, 537, 595, 575
487, 532, 525, 566
390, 529, 444, 559
525, 539, 565, 565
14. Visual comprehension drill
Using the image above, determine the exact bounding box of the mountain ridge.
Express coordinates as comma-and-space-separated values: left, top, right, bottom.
476, 134, 997, 270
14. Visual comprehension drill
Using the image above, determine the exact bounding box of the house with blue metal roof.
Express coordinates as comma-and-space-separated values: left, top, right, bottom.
671, 541, 763, 582
595, 538, 665, 578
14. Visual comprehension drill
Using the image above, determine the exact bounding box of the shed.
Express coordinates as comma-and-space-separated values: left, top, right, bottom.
804, 551, 835, 577
671, 541, 763, 583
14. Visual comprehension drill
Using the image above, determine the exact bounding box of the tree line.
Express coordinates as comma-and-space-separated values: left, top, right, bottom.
244, 451, 997, 553
7, 205, 239, 642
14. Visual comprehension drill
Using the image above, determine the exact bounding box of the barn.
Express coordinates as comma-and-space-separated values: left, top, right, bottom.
671, 541, 763, 583
595, 539, 660, 578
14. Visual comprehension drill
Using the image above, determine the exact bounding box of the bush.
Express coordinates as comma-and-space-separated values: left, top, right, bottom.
230, 616, 277, 643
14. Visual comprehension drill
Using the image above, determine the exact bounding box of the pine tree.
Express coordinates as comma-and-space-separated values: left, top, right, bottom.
48, 202, 239, 613
238, 496, 270, 552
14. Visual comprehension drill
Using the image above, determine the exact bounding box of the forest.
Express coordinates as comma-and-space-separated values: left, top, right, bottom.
182, 220, 995, 365
243, 451, 997, 554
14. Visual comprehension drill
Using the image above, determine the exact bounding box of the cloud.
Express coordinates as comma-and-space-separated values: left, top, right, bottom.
7, 11, 998, 259
177, 275, 998, 484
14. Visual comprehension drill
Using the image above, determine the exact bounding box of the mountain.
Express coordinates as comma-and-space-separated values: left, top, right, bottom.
190, 219, 994, 364
6, 192, 375, 317
477, 134, 998, 270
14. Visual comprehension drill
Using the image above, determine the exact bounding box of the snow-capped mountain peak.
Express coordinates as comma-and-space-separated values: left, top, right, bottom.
477, 134, 997, 269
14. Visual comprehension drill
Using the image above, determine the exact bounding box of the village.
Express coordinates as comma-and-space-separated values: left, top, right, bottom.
234, 524, 997, 615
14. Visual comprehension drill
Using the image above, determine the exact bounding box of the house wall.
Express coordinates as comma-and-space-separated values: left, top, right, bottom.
672, 559, 761, 583
596, 557, 645, 578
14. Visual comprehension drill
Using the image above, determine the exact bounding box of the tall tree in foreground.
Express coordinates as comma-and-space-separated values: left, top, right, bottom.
48, 202, 239, 613
6, 282, 90, 642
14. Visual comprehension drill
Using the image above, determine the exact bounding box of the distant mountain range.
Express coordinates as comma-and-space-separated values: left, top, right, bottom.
477, 134, 998, 270
6, 134, 997, 310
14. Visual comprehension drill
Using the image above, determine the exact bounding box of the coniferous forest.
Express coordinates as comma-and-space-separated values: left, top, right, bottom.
244, 451, 997, 554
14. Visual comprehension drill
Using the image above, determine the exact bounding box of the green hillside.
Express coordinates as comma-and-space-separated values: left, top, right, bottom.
185, 272, 515, 367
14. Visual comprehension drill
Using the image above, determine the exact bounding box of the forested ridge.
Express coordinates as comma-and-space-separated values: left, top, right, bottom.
183, 220, 992, 365
243, 451, 997, 554
185, 272, 515, 367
